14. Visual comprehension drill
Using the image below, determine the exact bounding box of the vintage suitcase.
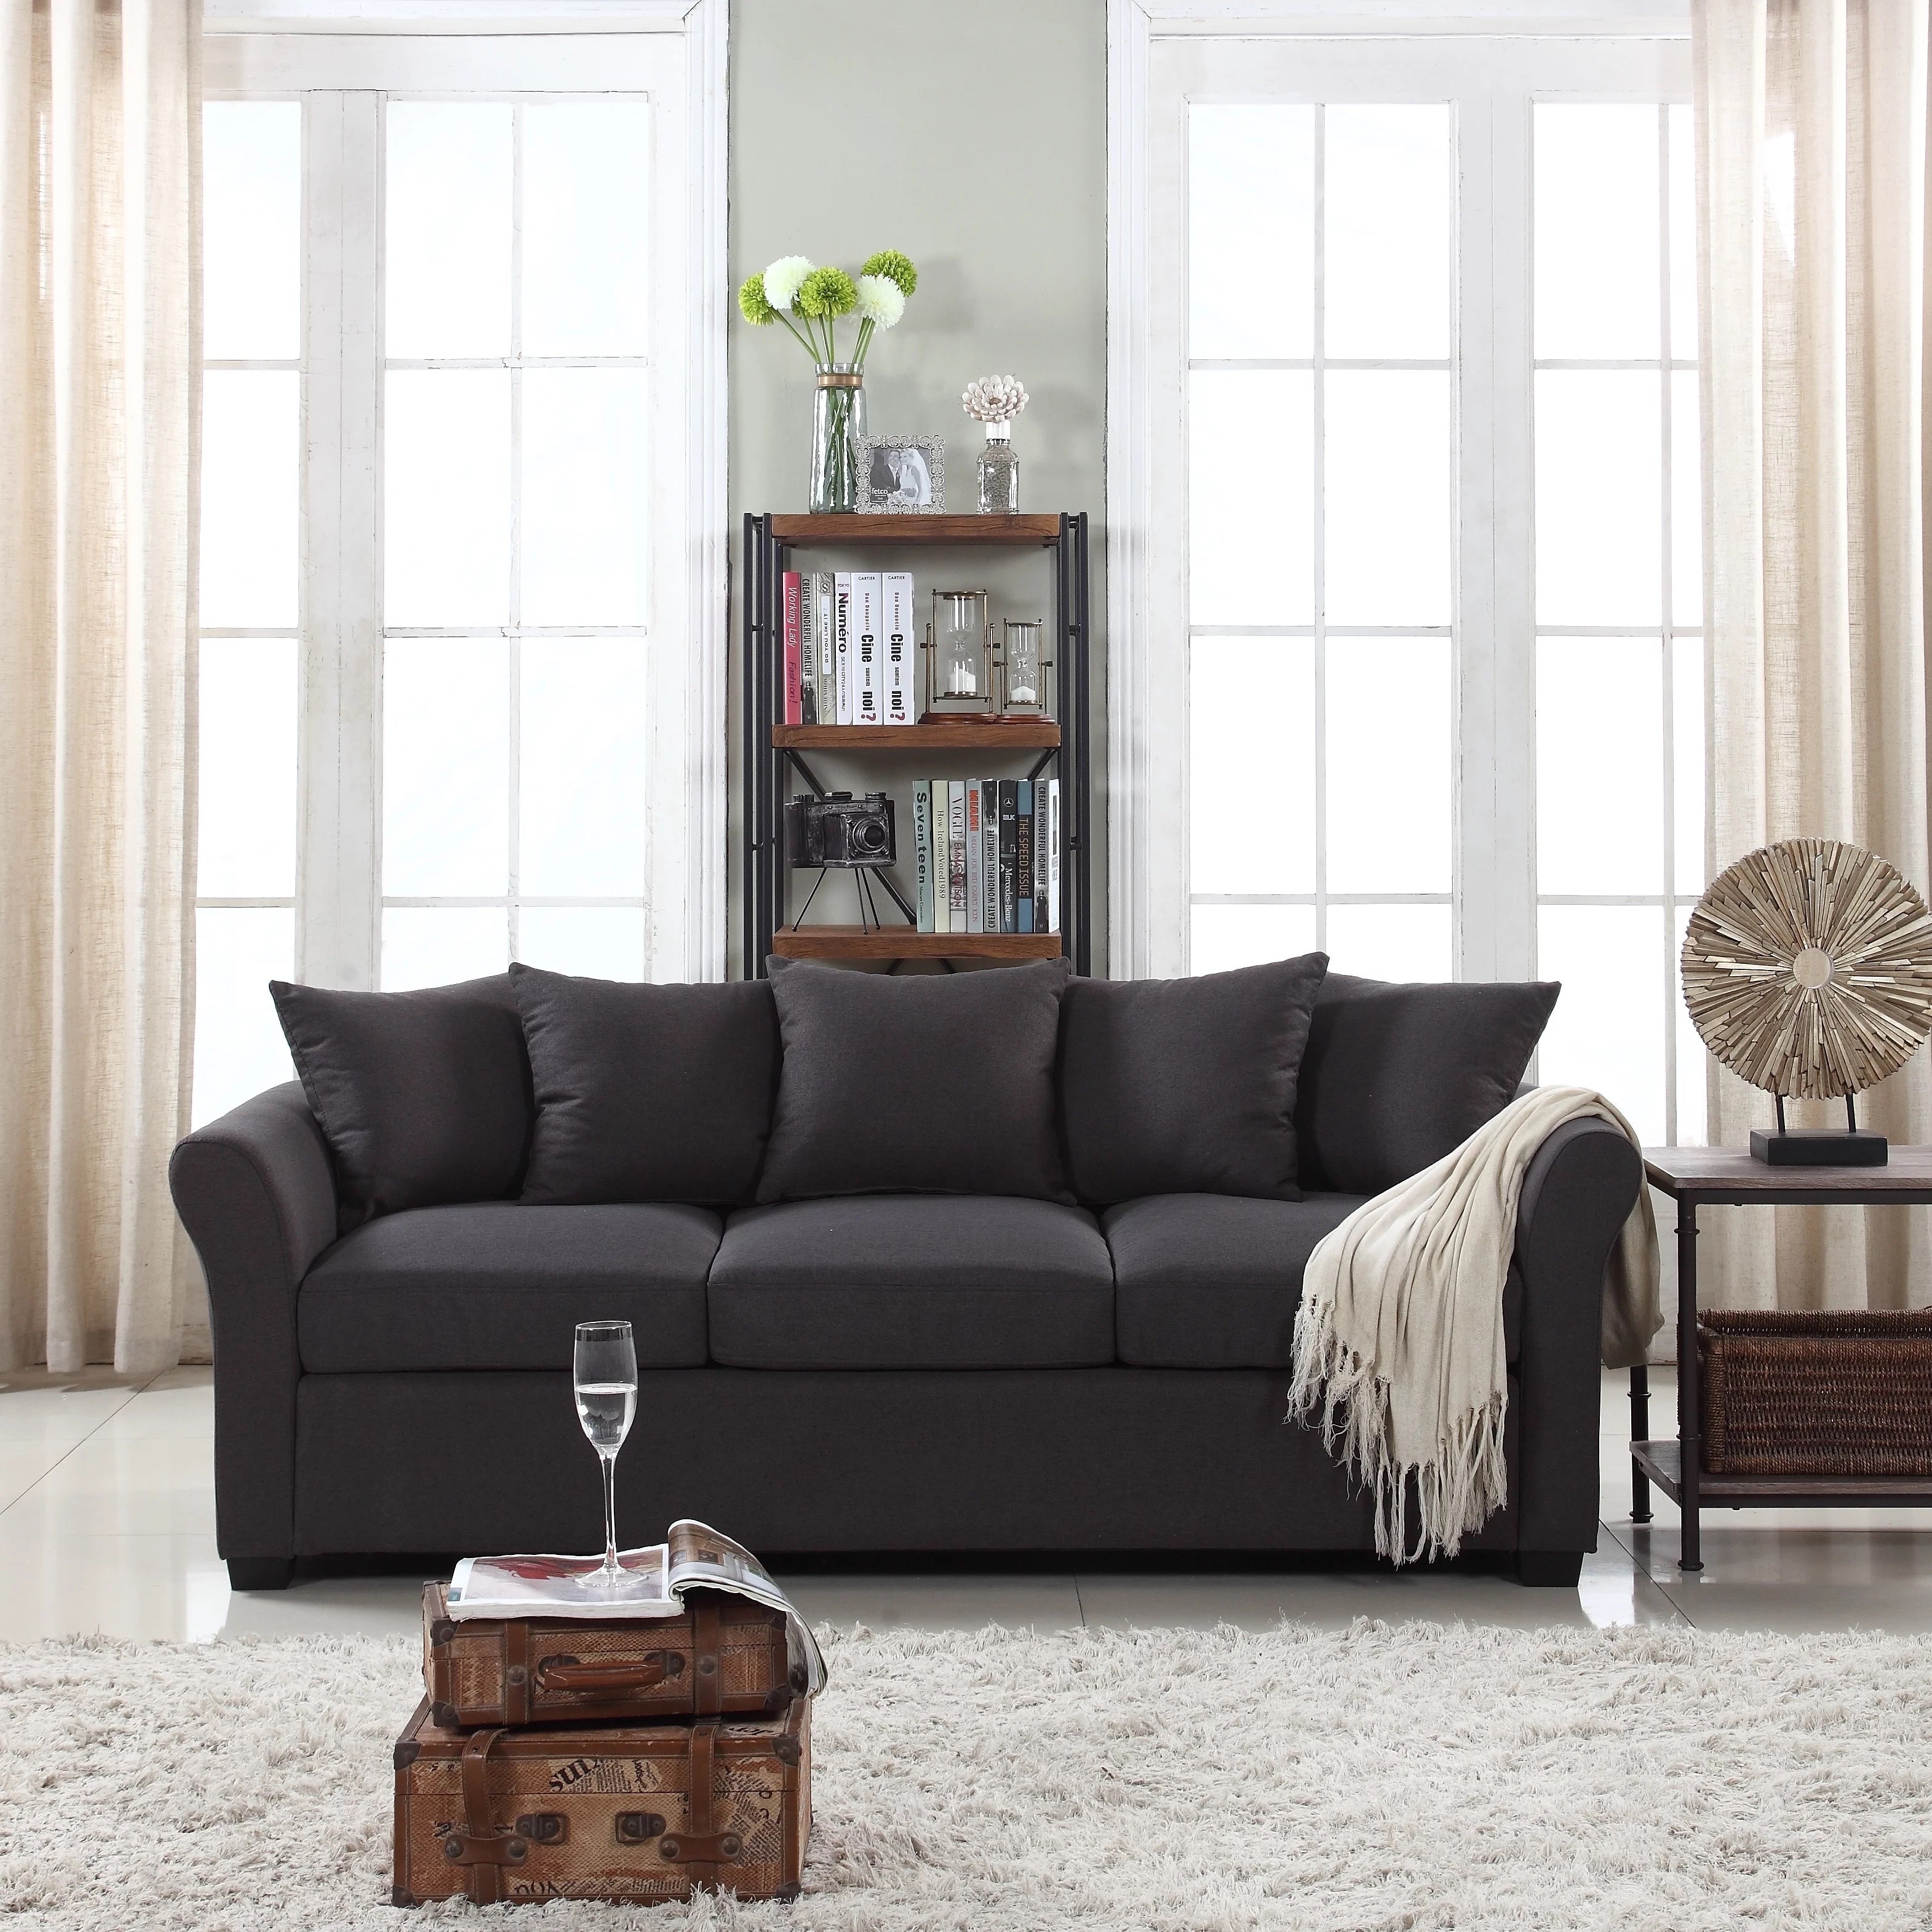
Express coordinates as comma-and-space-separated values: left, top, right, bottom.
421, 1581, 803, 1729
392, 1695, 811, 1906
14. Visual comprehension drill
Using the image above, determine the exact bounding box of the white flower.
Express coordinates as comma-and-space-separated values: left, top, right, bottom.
762, 255, 813, 312
854, 274, 905, 328
962, 374, 1029, 424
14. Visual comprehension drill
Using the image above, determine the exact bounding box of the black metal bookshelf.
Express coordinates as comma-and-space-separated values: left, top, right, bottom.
739, 511, 1092, 977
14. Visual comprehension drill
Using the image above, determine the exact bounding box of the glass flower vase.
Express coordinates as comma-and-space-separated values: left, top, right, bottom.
810, 364, 866, 514
977, 422, 1019, 514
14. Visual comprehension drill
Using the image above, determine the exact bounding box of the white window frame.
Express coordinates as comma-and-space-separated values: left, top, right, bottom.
1107, 2, 1693, 1000
202, 1, 729, 987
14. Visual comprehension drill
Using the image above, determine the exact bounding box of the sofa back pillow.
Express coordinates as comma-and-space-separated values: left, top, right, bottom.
512, 964, 779, 1206
1295, 973, 1560, 1196
1057, 954, 1329, 1205
269, 975, 533, 1233
757, 958, 1072, 1203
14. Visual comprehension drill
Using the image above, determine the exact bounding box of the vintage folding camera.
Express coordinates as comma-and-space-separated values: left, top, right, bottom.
784, 790, 896, 868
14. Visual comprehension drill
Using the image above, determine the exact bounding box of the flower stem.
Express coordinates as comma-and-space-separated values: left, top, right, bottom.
774, 311, 817, 359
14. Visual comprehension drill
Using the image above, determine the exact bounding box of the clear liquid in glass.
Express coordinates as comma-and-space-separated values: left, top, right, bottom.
575, 1381, 636, 1453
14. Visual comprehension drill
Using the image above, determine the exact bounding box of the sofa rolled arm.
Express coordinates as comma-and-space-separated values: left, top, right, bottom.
1509, 1117, 1642, 1565
169, 1083, 338, 1567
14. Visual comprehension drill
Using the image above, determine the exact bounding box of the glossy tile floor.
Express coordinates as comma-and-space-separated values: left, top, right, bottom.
3, 1366, 1930, 1642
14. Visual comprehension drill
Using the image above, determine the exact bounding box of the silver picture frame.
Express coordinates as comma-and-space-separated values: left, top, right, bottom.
855, 435, 945, 514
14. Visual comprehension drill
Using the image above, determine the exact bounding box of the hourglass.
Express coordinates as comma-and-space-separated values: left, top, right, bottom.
923, 589, 992, 718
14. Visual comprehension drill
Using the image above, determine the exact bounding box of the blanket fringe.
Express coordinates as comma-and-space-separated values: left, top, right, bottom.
1286, 1292, 1509, 1566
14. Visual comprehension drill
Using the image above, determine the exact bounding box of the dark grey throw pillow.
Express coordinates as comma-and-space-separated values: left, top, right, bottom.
269, 975, 533, 1233
757, 958, 1073, 1203
1057, 954, 1330, 1205
512, 964, 779, 1206
1295, 974, 1560, 1196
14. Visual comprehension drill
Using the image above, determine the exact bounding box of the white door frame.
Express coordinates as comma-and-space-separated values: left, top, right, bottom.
1105, 0, 1690, 982
204, 1, 729, 984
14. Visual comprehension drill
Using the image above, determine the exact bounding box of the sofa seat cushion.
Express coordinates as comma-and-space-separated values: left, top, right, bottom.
1108, 1193, 1528, 1369
1105, 1193, 1366, 1369
299, 1203, 720, 1372
709, 1195, 1115, 1369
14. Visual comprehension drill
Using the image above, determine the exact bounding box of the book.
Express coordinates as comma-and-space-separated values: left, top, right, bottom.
448, 1518, 827, 1693
912, 779, 934, 932
1046, 777, 1061, 934
964, 779, 984, 933
981, 779, 1000, 934
814, 573, 835, 722
781, 571, 803, 725
947, 780, 968, 923
883, 571, 913, 725
854, 571, 882, 725
932, 779, 950, 934
998, 779, 1019, 934
1016, 780, 1034, 934
1034, 782, 1050, 935
833, 573, 854, 725
799, 568, 819, 723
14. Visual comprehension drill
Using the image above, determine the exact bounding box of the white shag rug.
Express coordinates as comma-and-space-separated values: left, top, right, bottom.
4, 1621, 1931, 1930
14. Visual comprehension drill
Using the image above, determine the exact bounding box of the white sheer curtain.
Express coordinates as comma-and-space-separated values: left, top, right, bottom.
1694, 0, 1931, 1311
0, 0, 203, 1372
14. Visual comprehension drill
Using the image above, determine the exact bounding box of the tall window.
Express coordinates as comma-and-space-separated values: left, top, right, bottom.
1187, 104, 1454, 983
1130, 31, 1701, 1146
194, 99, 303, 1126
1531, 104, 1705, 1147
193, 28, 717, 1126
379, 100, 651, 993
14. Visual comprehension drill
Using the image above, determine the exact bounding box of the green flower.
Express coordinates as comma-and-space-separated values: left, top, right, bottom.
861, 250, 918, 298
795, 265, 859, 319
738, 272, 776, 325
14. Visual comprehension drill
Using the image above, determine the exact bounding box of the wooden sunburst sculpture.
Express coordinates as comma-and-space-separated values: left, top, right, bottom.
1681, 839, 1932, 1164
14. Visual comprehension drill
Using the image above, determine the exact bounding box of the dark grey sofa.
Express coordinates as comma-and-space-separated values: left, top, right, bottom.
169, 977, 1640, 1593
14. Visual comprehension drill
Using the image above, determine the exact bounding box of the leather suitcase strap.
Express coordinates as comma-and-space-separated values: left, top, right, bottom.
445, 1728, 531, 1906
692, 1597, 722, 1716
658, 1722, 742, 1878
504, 1618, 529, 1727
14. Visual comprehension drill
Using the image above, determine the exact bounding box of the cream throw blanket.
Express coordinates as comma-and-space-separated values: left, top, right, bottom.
1286, 1086, 1661, 1565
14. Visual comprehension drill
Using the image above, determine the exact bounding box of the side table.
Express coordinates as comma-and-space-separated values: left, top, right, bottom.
1634, 1146, 1932, 1570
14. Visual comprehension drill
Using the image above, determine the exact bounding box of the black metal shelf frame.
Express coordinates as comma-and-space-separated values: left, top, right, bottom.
738, 511, 1094, 978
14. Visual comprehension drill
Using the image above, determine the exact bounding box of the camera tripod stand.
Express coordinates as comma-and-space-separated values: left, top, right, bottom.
791, 863, 902, 935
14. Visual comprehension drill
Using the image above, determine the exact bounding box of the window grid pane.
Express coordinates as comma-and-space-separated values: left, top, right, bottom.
1187, 103, 1453, 980
1532, 103, 1705, 1144
379, 96, 651, 987
196, 102, 302, 1127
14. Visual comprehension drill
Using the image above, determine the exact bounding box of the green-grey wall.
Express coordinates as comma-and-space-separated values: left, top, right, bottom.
727, 0, 1108, 973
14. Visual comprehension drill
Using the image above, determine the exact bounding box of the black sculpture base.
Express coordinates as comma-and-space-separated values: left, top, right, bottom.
1749, 1127, 1889, 1167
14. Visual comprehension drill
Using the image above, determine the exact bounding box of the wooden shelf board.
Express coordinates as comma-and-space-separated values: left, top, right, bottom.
772, 722, 1060, 751
768, 513, 1062, 547
1632, 1439, 1932, 1506
773, 925, 1063, 961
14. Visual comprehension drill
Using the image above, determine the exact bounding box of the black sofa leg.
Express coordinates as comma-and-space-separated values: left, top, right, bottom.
227, 1558, 294, 1591
1516, 1551, 1584, 1588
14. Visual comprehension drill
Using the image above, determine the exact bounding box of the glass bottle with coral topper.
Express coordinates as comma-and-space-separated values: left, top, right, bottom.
978, 423, 1019, 514
963, 375, 1028, 515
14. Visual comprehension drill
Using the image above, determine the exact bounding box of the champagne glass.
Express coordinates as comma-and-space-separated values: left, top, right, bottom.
573, 1321, 637, 1594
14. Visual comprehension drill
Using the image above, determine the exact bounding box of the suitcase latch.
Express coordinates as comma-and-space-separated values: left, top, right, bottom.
660, 1831, 741, 1864
442, 1827, 529, 1867
615, 1811, 668, 1844
515, 1813, 567, 1845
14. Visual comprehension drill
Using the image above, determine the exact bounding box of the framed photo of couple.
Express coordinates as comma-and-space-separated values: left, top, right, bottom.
855, 435, 945, 514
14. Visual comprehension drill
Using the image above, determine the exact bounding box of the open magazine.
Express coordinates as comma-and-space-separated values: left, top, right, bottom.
446, 1519, 826, 1695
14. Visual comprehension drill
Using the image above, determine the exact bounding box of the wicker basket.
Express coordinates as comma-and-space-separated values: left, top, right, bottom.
1698, 1310, 1932, 1476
